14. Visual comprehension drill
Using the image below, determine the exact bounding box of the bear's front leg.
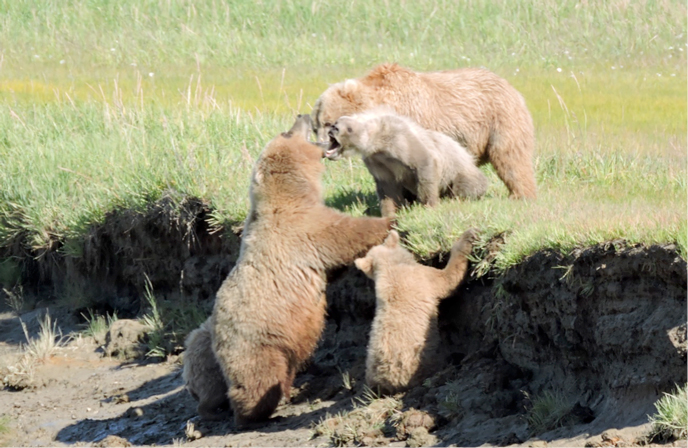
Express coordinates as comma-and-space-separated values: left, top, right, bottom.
414, 159, 441, 207
375, 179, 407, 217
312, 208, 392, 269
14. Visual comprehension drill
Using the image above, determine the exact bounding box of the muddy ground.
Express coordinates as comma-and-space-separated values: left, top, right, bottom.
0, 196, 686, 447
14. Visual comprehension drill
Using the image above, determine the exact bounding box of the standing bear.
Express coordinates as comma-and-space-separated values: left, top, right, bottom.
326, 109, 488, 217
211, 115, 392, 426
311, 63, 536, 199
355, 229, 476, 394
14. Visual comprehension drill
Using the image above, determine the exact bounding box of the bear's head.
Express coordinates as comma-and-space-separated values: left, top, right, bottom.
311, 79, 375, 144
249, 116, 326, 209
324, 116, 366, 160
354, 230, 416, 279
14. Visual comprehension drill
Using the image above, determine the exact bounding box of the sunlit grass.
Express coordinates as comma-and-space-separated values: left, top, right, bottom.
1, 66, 685, 135
0, 0, 685, 274
648, 384, 688, 442
0, 76, 685, 266
1, 0, 684, 72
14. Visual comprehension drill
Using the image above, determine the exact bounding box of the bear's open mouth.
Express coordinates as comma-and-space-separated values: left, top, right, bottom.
325, 135, 341, 158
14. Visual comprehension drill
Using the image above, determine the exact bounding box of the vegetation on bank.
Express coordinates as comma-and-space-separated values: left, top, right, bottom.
0, 0, 685, 282
647, 384, 688, 442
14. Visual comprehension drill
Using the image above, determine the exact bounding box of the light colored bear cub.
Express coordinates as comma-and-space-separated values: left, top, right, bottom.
355, 229, 476, 394
182, 318, 229, 420
326, 109, 488, 217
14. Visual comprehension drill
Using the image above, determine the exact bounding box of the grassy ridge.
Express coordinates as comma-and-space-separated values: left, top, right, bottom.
0, 0, 686, 275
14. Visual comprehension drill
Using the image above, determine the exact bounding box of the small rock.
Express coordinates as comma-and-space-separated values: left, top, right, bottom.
601, 430, 622, 445
114, 393, 130, 404
126, 407, 144, 418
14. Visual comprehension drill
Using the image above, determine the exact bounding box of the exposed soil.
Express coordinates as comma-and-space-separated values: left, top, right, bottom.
0, 195, 686, 447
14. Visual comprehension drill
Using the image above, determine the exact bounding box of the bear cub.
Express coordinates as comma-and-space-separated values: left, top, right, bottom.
326, 109, 488, 216
182, 318, 230, 420
355, 229, 476, 393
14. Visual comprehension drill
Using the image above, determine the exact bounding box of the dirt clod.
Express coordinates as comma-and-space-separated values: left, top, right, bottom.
105, 320, 148, 359
94, 435, 132, 447
396, 408, 436, 440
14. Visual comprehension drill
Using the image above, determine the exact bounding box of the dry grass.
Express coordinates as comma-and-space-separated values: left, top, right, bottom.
20, 312, 68, 361
312, 387, 402, 446
0, 312, 68, 390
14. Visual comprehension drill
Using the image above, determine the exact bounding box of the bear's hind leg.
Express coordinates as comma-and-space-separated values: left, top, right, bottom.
198, 394, 231, 421
229, 346, 291, 426
488, 134, 537, 199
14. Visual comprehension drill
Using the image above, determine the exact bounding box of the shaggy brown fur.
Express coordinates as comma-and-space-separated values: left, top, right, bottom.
326, 109, 488, 217
355, 229, 476, 394
311, 63, 536, 199
211, 115, 392, 426
182, 318, 230, 420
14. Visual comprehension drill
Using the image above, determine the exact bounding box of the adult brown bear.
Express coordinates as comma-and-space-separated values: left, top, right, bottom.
211, 115, 392, 426
312, 63, 536, 199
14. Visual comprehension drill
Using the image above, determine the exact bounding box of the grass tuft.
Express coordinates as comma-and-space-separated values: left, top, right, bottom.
647, 384, 688, 442
140, 276, 167, 358
312, 386, 402, 446
525, 390, 576, 436
81, 309, 118, 345
20, 312, 68, 361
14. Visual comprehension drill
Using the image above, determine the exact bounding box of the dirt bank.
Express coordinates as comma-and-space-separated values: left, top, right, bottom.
0, 195, 685, 446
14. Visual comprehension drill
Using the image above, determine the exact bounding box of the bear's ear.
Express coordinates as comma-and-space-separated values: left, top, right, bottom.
354, 256, 373, 275
338, 79, 361, 103
383, 230, 400, 248
252, 166, 264, 186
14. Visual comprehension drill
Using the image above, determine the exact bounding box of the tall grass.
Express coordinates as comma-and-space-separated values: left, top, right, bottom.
0, 0, 684, 73
0, 0, 685, 274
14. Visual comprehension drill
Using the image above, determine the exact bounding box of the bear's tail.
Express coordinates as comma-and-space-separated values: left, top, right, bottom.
450, 155, 489, 200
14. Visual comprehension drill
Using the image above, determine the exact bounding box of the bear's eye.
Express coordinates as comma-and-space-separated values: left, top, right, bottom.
347, 127, 353, 132
324, 122, 332, 128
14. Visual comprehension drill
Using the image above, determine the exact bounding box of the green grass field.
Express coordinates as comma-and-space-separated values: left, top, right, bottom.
0, 0, 686, 276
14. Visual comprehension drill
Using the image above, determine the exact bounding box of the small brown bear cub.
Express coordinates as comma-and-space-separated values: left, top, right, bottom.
211, 114, 392, 426
355, 229, 477, 394
326, 109, 488, 217
182, 318, 230, 420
